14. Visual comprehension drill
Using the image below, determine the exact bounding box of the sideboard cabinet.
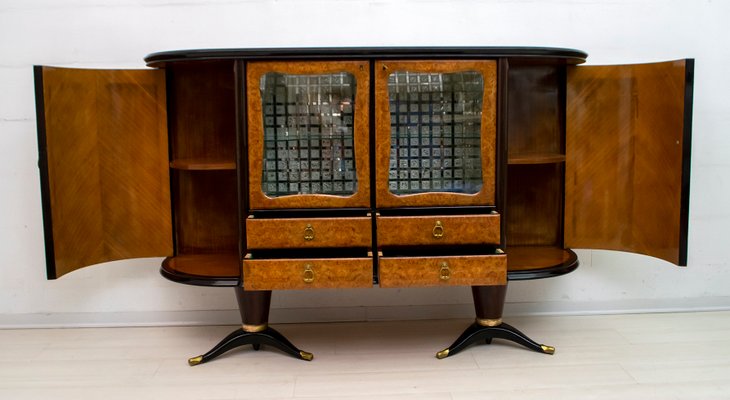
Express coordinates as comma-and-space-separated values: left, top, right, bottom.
34, 48, 693, 364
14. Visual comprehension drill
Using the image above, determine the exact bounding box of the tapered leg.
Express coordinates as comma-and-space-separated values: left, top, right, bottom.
188, 288, 313, 366
436, 285, 554, 359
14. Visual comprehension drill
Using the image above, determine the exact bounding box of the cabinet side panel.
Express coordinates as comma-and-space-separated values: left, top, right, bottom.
565, 60, 690, 265
40, 67, 173, 278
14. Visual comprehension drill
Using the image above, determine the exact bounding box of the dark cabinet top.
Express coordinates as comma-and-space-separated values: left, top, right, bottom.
144, 47, 587, 67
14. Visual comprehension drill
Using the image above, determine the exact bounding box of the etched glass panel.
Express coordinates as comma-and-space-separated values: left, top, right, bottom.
387, 71, 483, 195
260, 72, 357, 197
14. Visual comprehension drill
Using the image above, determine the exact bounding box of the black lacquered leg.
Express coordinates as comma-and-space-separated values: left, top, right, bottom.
436, 321, 554, 359
188, 326, 313, 366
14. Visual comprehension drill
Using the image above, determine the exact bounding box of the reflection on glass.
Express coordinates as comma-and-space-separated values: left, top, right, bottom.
387, 71, 483, 195
260, 72, 357, 197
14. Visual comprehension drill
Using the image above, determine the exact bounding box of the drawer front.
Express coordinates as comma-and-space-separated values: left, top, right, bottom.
377, 214, 500, 247
243, 257, 373, 290
378, 255, 506, 288
246, 217, 372, 249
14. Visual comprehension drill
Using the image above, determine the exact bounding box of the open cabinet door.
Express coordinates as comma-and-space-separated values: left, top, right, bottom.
565, 60, 693, 266
35, 67, 173, 279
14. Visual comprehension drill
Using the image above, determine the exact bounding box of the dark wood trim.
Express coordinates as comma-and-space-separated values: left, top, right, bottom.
678, 58, 694, 267
33, 66, 57, 280
236, 59, 247, 278
145, 47, 588, 67
368, 60, 379, 284
472, 285, 508, 319
497, 59, 509, 250
164, 67, 179, 259
507, 248, 579, 281
159, 266, 239, 287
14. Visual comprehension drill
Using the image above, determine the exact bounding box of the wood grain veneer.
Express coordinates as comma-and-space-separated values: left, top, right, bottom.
246, 61, 370, 209
377, 214, 500, 247
374, 60, 497, 208
506, 245, 574, 271
246, 217, 372, 249
378, 255, 506, 288
565, 60, 691, 265
162, 253, 240, 279
243, 257, 372, 290
39, 67, 172, 278
506, 163, 563, 247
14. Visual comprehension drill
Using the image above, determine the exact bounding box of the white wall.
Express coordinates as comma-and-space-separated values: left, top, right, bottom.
1, 0, 729, 328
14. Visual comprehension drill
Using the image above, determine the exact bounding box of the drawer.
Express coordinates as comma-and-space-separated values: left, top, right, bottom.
243, 257, 373, 290
246, 217, 372, 249
377, 214, 500, 247
378, 254, 506, 288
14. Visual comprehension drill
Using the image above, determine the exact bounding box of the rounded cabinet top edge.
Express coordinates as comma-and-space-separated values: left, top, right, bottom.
143, 47, 587, 67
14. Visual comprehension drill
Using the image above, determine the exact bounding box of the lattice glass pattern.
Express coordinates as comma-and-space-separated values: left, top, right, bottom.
260, 72, 357, 197
387, 71, 484, 195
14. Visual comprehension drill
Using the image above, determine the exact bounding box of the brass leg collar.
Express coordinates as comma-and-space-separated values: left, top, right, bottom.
476, 318, 503, 327
242, 323, 268, 333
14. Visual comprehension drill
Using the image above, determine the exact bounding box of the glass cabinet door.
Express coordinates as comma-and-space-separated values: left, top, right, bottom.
247, 61, 370, 209
374, 61, 497, 208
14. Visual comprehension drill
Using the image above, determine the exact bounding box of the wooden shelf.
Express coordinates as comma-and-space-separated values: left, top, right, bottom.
506, 246, 578, 280
161, 253, 240, 286
508, 153, 566, 165
170, 158, 236, 171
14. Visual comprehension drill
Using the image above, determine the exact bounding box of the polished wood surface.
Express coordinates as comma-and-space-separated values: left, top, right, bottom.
507, 65, 564, 163
168, 61, 236, 166
174, 170, 238, 254
376, 214, 500, 247
565, 60, 690, 265
39, 67, 172, 278
374, 60, 497, 208
506, 163, 563, 247
472, 285, 508, 319
243, 257, 372, 290
162, 253, 240, 279
169, 158, 236, 170
246, 61, 371, 209
508, 153, 566, 165
378, 255, 506, 288
246, 217, 372, 249
506, 245, 574, 271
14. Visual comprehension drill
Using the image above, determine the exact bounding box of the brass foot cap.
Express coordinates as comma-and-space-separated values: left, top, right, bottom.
188, 355, 203, 366
299, 351, 314, 361
436, 348, 450, 359
540, 345, 555, 355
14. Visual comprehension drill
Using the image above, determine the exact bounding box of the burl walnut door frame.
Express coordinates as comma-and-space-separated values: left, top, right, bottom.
374, 60, 498, 208
565, 59, 694, 266
246, 61, 371, 210
35, 66, 173, 279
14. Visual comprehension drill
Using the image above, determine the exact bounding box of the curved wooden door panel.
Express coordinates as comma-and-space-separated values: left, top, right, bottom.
36, 67, 173, 278
565, 60, 693, 265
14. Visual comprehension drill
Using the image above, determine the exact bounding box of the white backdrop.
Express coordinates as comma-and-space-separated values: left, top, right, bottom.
1, 0, 728, 328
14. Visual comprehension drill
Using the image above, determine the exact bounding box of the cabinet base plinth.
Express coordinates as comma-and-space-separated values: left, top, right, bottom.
188, 326, 313, 366
436, 321, 554, 359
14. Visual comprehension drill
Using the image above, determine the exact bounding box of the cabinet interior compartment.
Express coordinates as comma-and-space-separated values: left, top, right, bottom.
168, 61, 236, 170
506, 63, 571, 271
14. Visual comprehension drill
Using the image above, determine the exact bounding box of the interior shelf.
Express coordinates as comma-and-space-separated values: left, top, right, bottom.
506, 246, 578, 280
170, 158, 236, 171
508, 153, 566, 165
161, 253, 240, 287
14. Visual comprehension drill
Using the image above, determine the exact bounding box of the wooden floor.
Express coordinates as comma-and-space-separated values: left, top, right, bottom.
1, 311, 730, 399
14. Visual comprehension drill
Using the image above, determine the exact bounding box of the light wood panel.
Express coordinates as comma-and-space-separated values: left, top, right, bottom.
162, 253, 240, 279
377, 214, 500, 247
378, 255, 506, 288
38, 67, 172, 278
374, 60, 497, 208
565, 60, 692, 266
506, 245, 574, 271
242, 257, 372, 290
246, 61, 370, 209
246, 216, 372, 249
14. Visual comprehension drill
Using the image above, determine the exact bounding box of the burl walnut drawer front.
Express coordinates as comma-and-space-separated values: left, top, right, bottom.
243, 258, 373, 290
378, 255, 506, 288
246, 217, 372, 249
377, 214, 500, 247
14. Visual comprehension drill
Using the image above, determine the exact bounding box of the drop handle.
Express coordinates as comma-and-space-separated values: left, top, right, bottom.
303, 224, 315, 241
303, 264, 315, 283
439, 262, 451, 281
432, 221, 444, 238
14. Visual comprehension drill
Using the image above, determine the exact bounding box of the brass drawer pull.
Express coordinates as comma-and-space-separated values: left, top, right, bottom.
439, 261, 450, 281
303, 264, 315, 283
303, 224, 315, 241
432, 221, 444, 238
